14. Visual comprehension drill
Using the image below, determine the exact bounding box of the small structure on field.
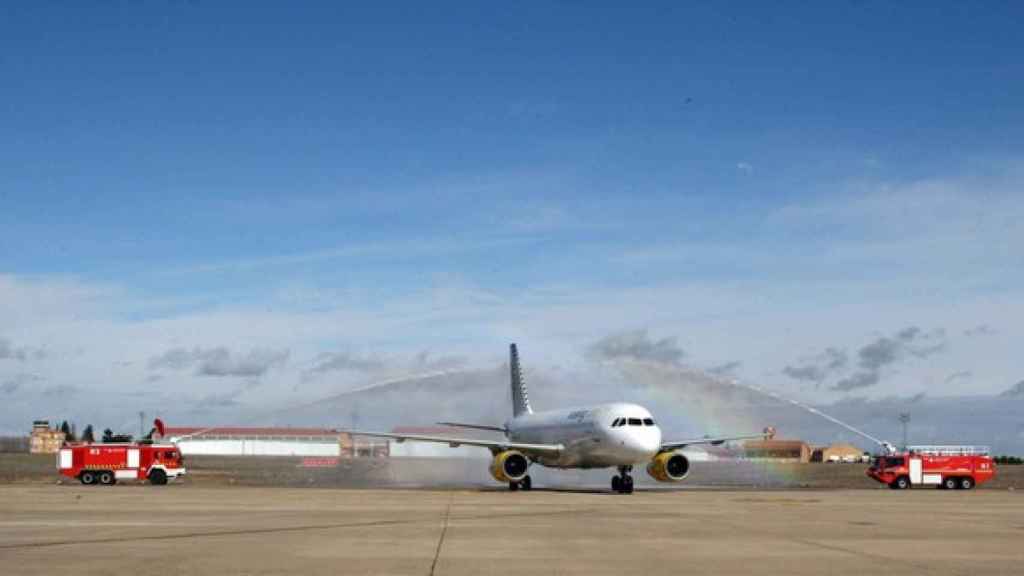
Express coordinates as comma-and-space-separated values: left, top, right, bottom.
813, 443, 868, 463
30, 421, 65, 454
742, 439, 812, 463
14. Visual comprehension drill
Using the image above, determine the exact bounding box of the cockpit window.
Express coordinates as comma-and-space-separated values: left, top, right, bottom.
611, 418, 622, 427
643, 418, 654, 426
628, 418, 642, 426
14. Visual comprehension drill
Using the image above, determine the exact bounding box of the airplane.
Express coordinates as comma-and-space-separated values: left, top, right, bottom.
348, 344, 770, 493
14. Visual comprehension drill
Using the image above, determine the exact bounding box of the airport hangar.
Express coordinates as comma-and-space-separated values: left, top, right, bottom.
163, 426, 500, 459
164, 427, 389, 458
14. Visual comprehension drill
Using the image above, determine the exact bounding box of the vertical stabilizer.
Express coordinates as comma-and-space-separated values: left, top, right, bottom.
509, 343, 533, 417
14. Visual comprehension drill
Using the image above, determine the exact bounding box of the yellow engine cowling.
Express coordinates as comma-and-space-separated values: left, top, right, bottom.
647, 452, 690, 482
489, 450, 529, 483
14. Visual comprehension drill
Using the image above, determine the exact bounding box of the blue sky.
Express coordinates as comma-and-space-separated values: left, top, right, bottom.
1, 2, 1022, 433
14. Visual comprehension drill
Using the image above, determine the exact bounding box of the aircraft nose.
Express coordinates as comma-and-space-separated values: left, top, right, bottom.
645, 426, 663, 454
650, 426, 663, 451
623, 428, 661, 460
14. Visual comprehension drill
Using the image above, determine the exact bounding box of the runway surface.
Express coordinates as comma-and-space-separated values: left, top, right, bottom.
1, 485, 1022, 575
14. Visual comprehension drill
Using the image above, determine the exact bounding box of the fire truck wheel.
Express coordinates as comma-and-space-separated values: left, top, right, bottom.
943, 477, 958, 490
893, 476, 910, 490
959, 477, 974, 490
149, 469, 168, 486
80, 471, 96, 485
98, 471, 115, 485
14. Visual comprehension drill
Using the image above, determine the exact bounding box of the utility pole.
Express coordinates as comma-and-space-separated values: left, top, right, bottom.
350, 404, 360, 458
898, 412, 911, 450
139, 411, 145, 438
350, 401, 360, 430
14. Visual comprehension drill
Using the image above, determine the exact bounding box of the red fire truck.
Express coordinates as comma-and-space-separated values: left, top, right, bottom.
867, 445, 995, 490
58, 441, 186, 485
57, 420, 187, 485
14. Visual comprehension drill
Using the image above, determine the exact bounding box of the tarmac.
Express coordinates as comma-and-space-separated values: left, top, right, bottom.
1, 484, 1022, 575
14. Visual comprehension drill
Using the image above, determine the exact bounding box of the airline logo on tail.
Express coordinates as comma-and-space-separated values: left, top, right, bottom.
509, 343, 532, 416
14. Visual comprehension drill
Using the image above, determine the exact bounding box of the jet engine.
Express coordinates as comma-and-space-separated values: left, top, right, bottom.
646, 451, 690, 482
489, 450, 529, 483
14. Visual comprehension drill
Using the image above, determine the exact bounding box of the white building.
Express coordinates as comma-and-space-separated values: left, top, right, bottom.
387, 426, 490, 459
165, 427, 386, 458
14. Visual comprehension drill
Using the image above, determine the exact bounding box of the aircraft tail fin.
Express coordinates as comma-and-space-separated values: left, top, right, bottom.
510, 343, 533, 417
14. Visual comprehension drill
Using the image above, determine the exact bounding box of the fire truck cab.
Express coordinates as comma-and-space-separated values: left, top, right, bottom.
58, 442, 186, 486
867, 445, 995, 490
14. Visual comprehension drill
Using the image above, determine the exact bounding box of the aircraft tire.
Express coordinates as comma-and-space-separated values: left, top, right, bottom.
622, 476, 634, 494
521, 475, 532, 491
508, 481, 519, 491
611, 475, 621, 493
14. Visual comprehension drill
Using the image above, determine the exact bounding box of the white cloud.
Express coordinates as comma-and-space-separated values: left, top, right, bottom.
148, 347, 290, 378
586, 329, 685, 366
0, 166, 1021, 433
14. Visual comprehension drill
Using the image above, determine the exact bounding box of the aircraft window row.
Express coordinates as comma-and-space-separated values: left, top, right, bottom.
611, 417, 656, 427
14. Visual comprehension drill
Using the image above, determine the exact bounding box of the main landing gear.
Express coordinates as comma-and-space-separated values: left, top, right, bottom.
611, 466, 634, 494
509, 475, 532, 491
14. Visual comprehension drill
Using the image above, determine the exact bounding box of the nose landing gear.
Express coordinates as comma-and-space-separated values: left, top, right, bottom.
611, 466, 634, 494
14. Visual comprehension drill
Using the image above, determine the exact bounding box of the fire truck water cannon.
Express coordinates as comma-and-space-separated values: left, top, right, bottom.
794, 410, 999, 490
728, 378, 996, 490
57, 419, 186, 486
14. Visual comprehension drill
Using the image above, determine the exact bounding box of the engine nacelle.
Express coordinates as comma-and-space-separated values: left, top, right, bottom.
489, 450, 529, 483
647, 452, 690, 482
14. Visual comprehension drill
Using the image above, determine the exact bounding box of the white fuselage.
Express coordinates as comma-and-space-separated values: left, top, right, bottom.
506, 402, 662, 468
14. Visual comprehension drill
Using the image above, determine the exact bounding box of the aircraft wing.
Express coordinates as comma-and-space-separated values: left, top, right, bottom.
344, 430, 562, 457
660, 432, 769, 452
436, 421, 507, 433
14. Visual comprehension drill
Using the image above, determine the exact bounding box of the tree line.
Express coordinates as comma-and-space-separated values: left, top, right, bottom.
57, 420, 133, 443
